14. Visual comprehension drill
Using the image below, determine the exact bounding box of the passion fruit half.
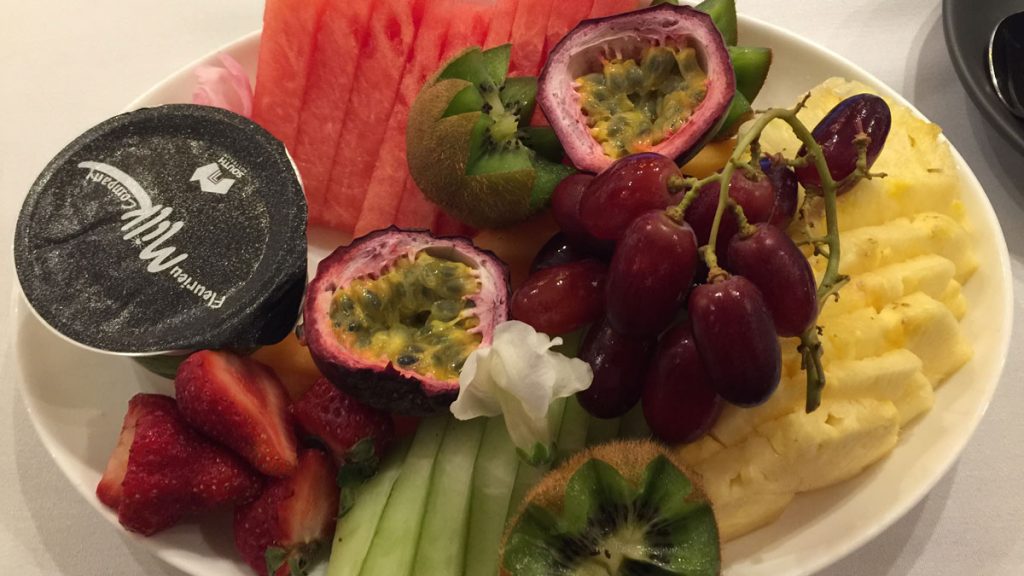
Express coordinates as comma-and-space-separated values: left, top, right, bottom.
303, 228, 510, 416
539, 4, 735, 173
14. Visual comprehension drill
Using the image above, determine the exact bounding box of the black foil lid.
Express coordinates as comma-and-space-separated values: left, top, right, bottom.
14, 104, 307, 353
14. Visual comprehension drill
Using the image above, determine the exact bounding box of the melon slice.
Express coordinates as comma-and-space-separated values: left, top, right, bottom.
251, 0, 330, 152
291, 0, 373, 223
320, 0, 426, 232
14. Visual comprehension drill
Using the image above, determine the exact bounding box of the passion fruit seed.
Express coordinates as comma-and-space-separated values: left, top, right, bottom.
408, 45, 575, 229
576, 45, 708, 159
330, 253, 481, 382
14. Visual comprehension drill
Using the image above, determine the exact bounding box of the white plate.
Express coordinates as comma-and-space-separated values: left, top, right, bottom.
13, 13, 1013, 576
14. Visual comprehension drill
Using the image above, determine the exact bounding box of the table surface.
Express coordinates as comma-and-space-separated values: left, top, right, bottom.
2, 1, 1022, 575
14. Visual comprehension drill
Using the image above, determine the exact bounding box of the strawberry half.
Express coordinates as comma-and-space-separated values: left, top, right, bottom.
234, 449, 339, 576
290, 377, 394, 473
96, 394, 153, 509
109, 394, 262, 536
176, 350, 299, 477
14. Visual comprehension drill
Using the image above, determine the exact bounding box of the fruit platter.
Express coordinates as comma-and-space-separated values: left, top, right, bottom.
11, 1, 1012, 576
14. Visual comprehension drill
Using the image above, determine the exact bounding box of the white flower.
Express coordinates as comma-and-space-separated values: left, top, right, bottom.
451, 321, 593, 465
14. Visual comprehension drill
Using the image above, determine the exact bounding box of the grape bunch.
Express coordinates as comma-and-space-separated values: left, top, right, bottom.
509, 93, 891, 444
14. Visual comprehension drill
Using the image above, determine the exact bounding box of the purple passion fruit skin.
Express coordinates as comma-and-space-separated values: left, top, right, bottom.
303, 228, 510, 416
538, 4, 735, 174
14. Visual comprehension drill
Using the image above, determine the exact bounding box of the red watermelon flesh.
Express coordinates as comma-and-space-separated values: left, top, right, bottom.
319, 0, 427, 232
484, 0, 518, 48
290, 0, 373, 220
588, 0, 643, 18
543, 0, 595, 57
508, 0, 556, 77
251, 0, 330, 153
350, 1, 456, 237
393, 0, 496, 232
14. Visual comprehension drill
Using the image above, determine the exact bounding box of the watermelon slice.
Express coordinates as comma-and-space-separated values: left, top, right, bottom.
588, 0, 644, 18
350, 1, 456, 237
543, 0, 595, 57
290, 0, 373, 221
319, 0, 427, 232
251, 0, 330, 152
483, 0, 518, 49
508, 0, 556, 77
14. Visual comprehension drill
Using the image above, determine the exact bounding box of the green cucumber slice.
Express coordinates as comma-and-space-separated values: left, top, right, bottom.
585, 415, 623, 446
464, 417, 522, 576
358, 417, 448, 576
326, 439, 411, 576
413, 418, 487, 576
554, 397, 591, 462
618, 403, 653, 439
506, 398, 569, 517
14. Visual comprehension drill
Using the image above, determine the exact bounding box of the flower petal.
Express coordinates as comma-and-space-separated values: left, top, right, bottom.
192, 54, 253, 118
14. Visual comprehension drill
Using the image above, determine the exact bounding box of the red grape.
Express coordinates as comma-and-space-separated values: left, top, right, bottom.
605, 211, 698, 336
760, 155, 799, 229
689, 275, 781, 406
511, 260, 607, 335
642, 321, 722, 444
549, 173, 614, 256
530, 233, 593, 274
684, 170, 774, 263
577, 319, 653, 418
727, 224, 818, 337
579, 153, 681, 241
795, 93, 892, 192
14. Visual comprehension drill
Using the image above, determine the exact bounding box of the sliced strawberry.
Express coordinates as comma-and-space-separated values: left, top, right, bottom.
234, 449, 339, 576
97, 394, 155, 509
114, 394, 262, 536
176, 350, 299, 477
290, 377, 393, 472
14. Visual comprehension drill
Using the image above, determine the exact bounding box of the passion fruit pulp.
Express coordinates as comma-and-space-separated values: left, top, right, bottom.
539, 4, 735, 174
303, 229, 510, 416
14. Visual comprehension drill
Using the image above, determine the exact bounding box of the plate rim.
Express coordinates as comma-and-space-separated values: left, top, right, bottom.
12, 12, 1015, 576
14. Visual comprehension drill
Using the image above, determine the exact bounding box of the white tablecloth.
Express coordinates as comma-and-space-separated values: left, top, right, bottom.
1, 1, 1021, 574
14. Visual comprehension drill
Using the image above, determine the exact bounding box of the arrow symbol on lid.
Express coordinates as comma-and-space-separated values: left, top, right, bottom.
190, 163, 236, 194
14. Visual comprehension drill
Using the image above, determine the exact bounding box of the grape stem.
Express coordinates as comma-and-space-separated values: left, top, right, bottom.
670, 95, 852, 413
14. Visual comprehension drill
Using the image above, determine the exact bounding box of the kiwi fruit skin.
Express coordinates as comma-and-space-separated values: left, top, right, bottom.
500, 439, 721, 576
407, 78, 537, 229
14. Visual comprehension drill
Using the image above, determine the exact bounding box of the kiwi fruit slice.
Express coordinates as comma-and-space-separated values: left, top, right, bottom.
407, 45, 575, 229
502, 440, 720, 576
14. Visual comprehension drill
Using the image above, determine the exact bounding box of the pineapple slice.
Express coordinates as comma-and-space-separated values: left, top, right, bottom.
879, 292, 973, 386
819, 254, 957, 320
687, 398, 900, 541
757, 398, 900, 493
809, 213, 976, 282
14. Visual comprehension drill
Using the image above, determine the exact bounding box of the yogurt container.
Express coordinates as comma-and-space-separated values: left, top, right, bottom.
14, 104, 307, 374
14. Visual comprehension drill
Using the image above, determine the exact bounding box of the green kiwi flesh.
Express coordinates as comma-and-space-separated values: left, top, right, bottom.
502, 440, 720, 576
407, 45, 575, 229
